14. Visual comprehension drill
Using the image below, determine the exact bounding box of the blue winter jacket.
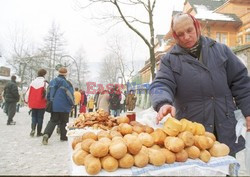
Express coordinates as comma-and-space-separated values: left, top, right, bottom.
150, 36, 250, 155
47, 75, 74, 113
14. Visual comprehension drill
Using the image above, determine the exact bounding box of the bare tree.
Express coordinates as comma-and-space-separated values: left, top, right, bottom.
42, 22, 67, 81
78, 0, 157, 80
98, 53, 119, 84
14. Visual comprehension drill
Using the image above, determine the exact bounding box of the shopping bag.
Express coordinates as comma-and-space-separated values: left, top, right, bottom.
245, 132, 250, 175
45, 101, 53, 113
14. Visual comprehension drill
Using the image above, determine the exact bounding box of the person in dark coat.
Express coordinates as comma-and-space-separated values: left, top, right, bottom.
109, 85, 121, 117
3, 75, 20, 125
42, 67, 74, 145
150, 13, 250, 156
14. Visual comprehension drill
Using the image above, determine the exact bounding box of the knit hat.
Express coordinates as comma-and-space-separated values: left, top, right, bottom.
58, 67, 67, 76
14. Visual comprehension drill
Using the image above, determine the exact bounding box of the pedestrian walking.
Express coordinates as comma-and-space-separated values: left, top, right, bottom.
149, 12, 250, 156
79, 90, 87, 113
71, 87, 81, 118
42, 67, 74, 145
3, 75, 20, 125
87, 96, 95, 112
24, 69, 48, 137
109, 85, 121, 117
120, 91, 126, 113
97, 90, 110, 113
126, 90, 137, 111
94, 91, 100, 111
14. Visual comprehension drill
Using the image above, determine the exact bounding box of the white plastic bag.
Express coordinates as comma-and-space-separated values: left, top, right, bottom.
234, 109, 246, 143
245, 132, 250, 175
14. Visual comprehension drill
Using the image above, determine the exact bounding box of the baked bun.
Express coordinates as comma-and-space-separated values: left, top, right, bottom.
89, 141, 109, 158
160, 148, 176, 164
209, 143, 230, 157
109, 130, 122, 138
101, 155, 118, 172
97, 130, 111, 140
119, 123, 133, 135
118, 153, 134, 168
85, 155, 102, 175
72, 137, 82, 150
72, 149, 89, 165
163, 117, 182, 136
138, 132, 154, 147
151, 128, 167, 146
125, 135, 142, 155
98, 137, 112, 147
143, 125, 154, 134
109, 142, 127, 159
148, 148, 165, 166
185, 146, 200, 159
134, 151, 149, 168
178, 131, 194, 147
194, 136, 210, 150
81, 138, 96, 152
199, 150, 211, 163
164, 137, 184, 153
133, 125, 144, 134
204, 131, 216, 141
117, 116, 130, 124
82, 132, 97, 141
193, 122, 205, 135
175, 149, 188, 162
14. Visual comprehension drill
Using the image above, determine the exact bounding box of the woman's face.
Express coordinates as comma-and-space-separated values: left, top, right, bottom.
173, 15, 198, 49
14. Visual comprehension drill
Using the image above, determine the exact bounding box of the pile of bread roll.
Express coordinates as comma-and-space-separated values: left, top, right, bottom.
71, 116, 230, 175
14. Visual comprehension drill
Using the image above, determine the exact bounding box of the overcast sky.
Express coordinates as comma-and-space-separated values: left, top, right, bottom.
0, 0, 184, 80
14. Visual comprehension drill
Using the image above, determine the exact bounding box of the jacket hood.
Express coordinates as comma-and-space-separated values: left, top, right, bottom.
170, 36, 216, 55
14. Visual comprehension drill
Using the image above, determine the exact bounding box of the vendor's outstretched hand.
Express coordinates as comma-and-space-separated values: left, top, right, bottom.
156, 104, 176, 124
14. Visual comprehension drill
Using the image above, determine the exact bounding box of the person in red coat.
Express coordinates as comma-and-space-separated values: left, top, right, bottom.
25, 69, 48, 137
79, 90, 87, 113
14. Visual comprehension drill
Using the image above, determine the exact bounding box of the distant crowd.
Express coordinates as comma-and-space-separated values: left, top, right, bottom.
0, 67, 137, 145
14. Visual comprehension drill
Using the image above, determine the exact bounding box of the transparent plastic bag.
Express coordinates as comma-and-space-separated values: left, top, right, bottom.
245, 132, 250, 175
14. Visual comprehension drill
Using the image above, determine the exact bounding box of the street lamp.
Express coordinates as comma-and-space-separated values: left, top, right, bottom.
59, 55, 81, 88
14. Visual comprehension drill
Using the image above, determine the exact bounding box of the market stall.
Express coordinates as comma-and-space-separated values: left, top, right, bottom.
66, 110, 240, 176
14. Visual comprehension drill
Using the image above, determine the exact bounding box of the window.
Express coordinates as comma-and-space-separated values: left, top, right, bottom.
216, 32, 228, 45
245, 34, 250, 43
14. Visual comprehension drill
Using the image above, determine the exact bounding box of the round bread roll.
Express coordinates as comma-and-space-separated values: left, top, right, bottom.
85, 156, 102, 175
72, 136, 82, 150
117, 116, 130, 124
101, 155, 118, 172
199, 150, 211, 163
194, 136, 209, 150
148, 148, 165, 166
209, 143, 230, 157
150, 128, 167, 146
175, 149, 188, 162
138, 132, 154, 147
74, 142, 82, 151
178, 131, 194, 147
143, 125, 154, 134
194, 122, 205, 135
118, 153, 134, 168
151, 144, 161, 149
206, 137, 214, 149
133, 125, 144, 134
160, 148, 176, 164
82, 132, 97, 141
98, 137, 112, 147
123, 134, 137, 141
119, 123, 133, 135
132, 132, 139, 137
110, 130, 122, 138
204, 131, 216, 141
163, 117, 182, 136
109, 142, 127, 159
112, 136, 126, 144
97, 130, 111, 140
72, 149, 89, 165
89, 141, 109, 158
111, 126, 119, 131
140, 146, 149, 155
185, 121, 196, 134
185, 146, 200, 159
130, 121, 141, 126
81, 138, 96, 152
180, 118, 189, 132
125, 136, 142, 155
164, 137, 184, 153
134, 151, 149, 168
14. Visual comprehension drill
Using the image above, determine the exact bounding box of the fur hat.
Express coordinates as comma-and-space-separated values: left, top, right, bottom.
58, 67, 67, 76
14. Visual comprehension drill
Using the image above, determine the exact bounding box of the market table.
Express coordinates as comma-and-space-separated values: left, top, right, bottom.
66, 131, 239, 176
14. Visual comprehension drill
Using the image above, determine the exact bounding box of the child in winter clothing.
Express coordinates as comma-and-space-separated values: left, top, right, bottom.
87, 97, 95, 112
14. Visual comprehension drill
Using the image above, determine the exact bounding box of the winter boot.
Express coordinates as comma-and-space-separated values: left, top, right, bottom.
37, 124, 43, 137
30, 124, 36, 137
42, 134, 49, 145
